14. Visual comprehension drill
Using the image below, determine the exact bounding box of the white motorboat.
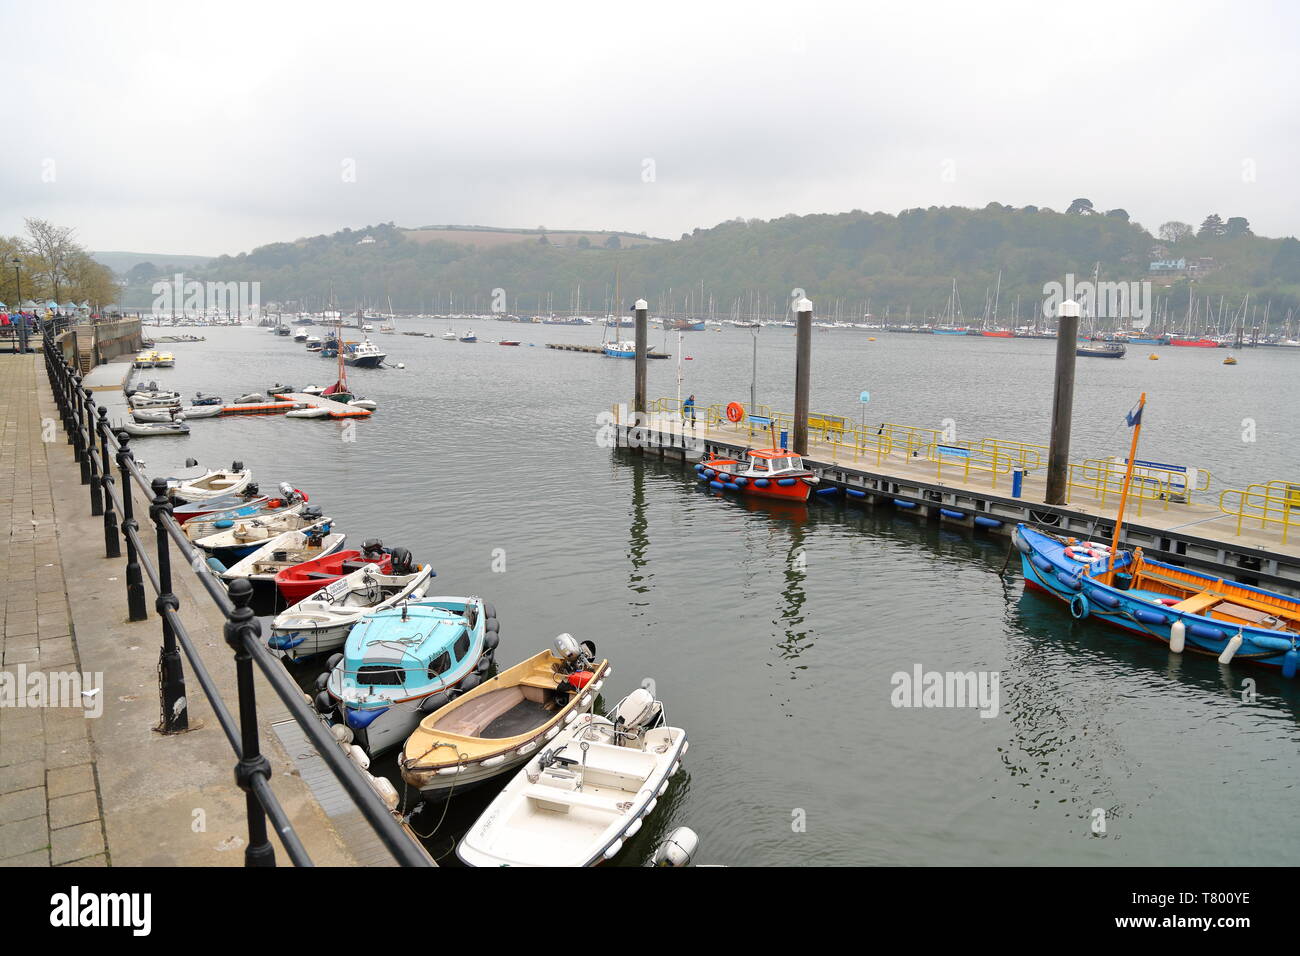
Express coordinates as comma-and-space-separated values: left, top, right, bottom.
169, 465, 252, 502
192, 508, 332, 559
268, 562, 434, 661
286, 407, 330, 419
233, 392, 267, 404
442, 331, 457, 340
129, 391, 183, 409
456, 687, 687, 867
347, 398, 378, 411
218, 527, 347, 592
132, 405, 220, 422
293, 327, 309, 341
302, 385, 325, 395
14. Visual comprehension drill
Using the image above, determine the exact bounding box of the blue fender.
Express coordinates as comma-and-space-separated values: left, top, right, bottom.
1070, 593, 1090, 619
344, 706, 388, 730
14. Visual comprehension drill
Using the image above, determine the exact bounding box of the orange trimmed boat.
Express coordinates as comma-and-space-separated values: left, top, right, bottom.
694, 448, 819, 502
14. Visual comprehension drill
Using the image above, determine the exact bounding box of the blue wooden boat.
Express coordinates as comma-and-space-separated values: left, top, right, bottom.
1015, 524, 1299, 675
322, 597, 499, 755
604, 340, 637, 358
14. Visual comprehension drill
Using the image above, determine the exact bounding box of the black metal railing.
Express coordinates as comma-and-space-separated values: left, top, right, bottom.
38, 325, 431, 867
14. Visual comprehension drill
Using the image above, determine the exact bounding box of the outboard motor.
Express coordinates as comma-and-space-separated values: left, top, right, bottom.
278, 481, 295, 500
300, 505, 323, 520
241, 482, 259, 498
649, 827, 699, 868
553, 632, 582, 664
612, 688, 662, 740
389, 547, 414, 574
361, 539, 385, 560
231, 460, 244, 472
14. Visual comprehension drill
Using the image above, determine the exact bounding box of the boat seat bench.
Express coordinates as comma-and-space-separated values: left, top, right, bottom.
523, 783, 624, 815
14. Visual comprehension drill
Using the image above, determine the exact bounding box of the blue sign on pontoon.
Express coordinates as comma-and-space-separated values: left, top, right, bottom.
750, 415, 773, 427
937, 445, 969, 458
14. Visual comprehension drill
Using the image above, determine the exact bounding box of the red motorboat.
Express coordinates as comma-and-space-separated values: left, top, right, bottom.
499, 340, 521, 346
1170, 338, 1219, 348
694, 448, 820, 502
275, 540, 406, 603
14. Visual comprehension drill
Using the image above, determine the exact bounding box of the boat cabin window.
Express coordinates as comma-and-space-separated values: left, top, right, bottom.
428, 651, 450, 679
454, 631, 470, 662
750, 458, 769, 471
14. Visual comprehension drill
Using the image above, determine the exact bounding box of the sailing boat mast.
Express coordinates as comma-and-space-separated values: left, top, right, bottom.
1106, 392, 1147, 581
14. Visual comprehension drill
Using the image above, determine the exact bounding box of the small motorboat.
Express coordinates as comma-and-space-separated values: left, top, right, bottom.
120, 420, 190, 438
286, 407, 330, 419
319, 596, 497, 755
133, 405, 220, 422
233, 392, 267, 404
695, 449, 819, 502
400, 636, 609, 800
347, 398, 378, 411
499, 340, 521, 346
129, 391, 182, 409
1223, 354, 1238, 365
302, 385, 326, 396
218, 526, 347, 597
442, 331, 457, 341
181, 486, 306, 541
275, 539, 400, 603
456, 686, 687, 867
343, 339, 387, 368
191, 393, 223, 406
268, 561, 435, 661
1076, 341, 1127, 358
169, 464, 252, 503
459, 331, 477, 343
192, 508, 331, 562
268, 383, 295, 395
604, 341, 636, 358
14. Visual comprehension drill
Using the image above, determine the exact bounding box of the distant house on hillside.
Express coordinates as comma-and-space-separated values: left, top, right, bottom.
1149, 258, 1186, 273
356, 235, 376, 245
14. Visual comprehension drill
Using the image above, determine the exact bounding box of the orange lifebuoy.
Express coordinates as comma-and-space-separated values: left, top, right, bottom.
726, 402, 745, 423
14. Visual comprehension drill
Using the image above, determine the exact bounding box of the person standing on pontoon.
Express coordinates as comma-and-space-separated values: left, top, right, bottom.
683, 394, 696, 427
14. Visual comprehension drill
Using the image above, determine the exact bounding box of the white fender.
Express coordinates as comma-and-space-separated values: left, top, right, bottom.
1219, 633, 1244, 664
517, 741, 537, 756
372, 775, 399, 810
348, 744, 369, 770
480, 755, 506, 769
625, 818, 643, 838
603, 839, 623, 860
1169, 620, 1186, 654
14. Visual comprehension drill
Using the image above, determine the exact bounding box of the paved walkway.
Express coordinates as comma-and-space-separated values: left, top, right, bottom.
0, 352, 108, 866
2, 353, 367, 866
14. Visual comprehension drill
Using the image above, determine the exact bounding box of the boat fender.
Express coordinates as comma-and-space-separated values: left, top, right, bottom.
1218, 633, 1244, 664
1083, 587, 1120, 609
703, 469, 715, 479
485, 617, 499, 634
603, 839, 624, 861
1188, 622, 1226, 642
1070, 594, 1090, 619
696, 473, 709, 482
326, 653, 344, 672
755, 478, 770, 488
484, 630, 499, 653
777, 478, 796, 487
709, 480, 725, 490
314, 673, 330, 692
693, 463, 704, 472
419, 691, 453, 714
214, 519, 235, 529
1169, 620, 1186, 653
893, 498, 916, 508
815, 486, 838, 497
973, 516, 1003, 529
476, 656, 492, 674
459, 672, 481, 693
329, 722, 354, 745
348, 744, 370, 771
483, 602, 497, 620
940, 509, 965, 520
206, 557, 227, 573
1133, 609, 1168, 626
734, 476, 748, 486
845, 487, 866, 498
372, 776, 399, 810
313, 690, 333, 714
1283, 648, 1299, 680
725, 482, 740, 490
1012, 528, 1031, 554
1056, 570, 1082, 591
1031, 555, 1053, 574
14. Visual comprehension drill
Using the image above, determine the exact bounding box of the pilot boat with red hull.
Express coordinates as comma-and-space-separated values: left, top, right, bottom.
694, 448, 819, 502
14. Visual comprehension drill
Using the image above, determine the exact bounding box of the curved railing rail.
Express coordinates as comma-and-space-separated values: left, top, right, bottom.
1219, 481, 1300, 544
38, 321, 431, 867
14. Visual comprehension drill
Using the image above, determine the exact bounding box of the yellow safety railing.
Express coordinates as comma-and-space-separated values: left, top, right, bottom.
1219, 480, 1300, 544
926, 442, 1017, 489
1066, 458, 1197, 514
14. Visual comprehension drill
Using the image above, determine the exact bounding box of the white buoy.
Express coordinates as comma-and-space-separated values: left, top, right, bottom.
330, 722, 354, 745
1219, 633, 1244, 664
1169, 620, 1186, 654
396, 363, 405, 369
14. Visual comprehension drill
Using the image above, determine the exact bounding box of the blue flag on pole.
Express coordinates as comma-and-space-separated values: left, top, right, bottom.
1125, 402, 1143, 427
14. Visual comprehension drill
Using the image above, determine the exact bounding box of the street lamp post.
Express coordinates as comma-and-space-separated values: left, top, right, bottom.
11, 257, 27, 353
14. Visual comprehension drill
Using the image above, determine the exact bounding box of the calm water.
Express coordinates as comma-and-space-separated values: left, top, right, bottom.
130, 323, 1300, 866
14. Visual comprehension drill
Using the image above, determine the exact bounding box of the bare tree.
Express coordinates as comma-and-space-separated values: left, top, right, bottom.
25, 218, 76, 304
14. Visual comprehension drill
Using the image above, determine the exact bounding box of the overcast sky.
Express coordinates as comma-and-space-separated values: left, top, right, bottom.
2, 0, 1296, 256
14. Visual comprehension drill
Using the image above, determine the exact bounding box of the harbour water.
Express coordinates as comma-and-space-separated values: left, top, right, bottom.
131, 323, 1300, 865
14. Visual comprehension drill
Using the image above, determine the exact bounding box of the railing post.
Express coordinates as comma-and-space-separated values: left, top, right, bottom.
97, 408, 121, 559
117, 432, 148, 622
84, 389, 102, 511
150, 477, 190, 735
224, 578, 276, 867
69, 373, 83, 452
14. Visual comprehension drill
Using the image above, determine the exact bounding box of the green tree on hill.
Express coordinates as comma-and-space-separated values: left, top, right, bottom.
1198, 214, 1225, 238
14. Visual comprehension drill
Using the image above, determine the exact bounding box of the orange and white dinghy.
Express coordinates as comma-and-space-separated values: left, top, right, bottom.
694, 448, 820, 502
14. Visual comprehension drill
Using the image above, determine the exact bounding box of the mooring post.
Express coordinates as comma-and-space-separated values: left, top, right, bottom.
793, 297, 813, 455
634, 297, 648, 417
150, 477, 189, 734
117, 433, 148, 622
225, 578, 276, 867
1045, 298, 1081, 505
